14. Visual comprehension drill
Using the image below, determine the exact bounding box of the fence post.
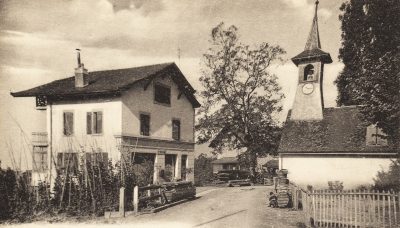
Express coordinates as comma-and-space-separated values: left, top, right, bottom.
378, 190, 381, 227
397, 192, 400, 226
392, 190, 397, 227
133, 186, 138, 214
119, 187, 125, 217
312, 190, 316, 227
383, 190, 387, 227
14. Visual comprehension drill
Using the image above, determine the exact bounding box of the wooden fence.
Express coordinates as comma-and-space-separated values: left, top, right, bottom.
301, 189, 400, 227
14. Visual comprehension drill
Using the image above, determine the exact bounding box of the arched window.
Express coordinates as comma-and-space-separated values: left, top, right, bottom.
304, 64, 314, 81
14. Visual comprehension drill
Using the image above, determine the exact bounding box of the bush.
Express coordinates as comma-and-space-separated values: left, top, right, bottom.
0, 168, 49, 222
194, 153, 215, 186
52, 159, 133, 215
373, 158, 400, 192
0, 158, 142, 222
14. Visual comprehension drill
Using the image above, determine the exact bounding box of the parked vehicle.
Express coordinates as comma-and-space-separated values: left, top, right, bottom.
216, 170, 250, 182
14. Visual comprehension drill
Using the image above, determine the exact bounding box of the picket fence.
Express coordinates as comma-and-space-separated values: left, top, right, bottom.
299, 189, 400, 227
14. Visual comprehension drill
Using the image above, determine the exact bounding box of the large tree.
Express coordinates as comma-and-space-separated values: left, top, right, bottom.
335, 0, 400, 151
196, 23, 285, 178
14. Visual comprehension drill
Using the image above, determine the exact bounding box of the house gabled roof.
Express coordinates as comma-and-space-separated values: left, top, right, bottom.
211, 157, 239, 164
11, 62, 201, 108
278, 106, 393, 154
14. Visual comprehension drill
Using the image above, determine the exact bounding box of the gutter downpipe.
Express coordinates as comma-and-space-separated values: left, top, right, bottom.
47, 102, 54, 192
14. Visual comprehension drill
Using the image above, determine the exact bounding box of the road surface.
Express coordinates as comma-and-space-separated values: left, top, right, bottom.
112, 185, 305, 228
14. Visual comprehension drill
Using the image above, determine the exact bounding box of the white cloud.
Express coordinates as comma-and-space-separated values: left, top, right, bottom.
282, 0, 309, 8
282, 0, 333, 21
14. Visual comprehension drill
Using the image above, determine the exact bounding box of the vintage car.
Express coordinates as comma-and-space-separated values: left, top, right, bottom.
215, 170, 252, 187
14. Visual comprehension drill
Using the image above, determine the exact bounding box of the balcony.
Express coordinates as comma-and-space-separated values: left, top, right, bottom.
32, 132, 48, 146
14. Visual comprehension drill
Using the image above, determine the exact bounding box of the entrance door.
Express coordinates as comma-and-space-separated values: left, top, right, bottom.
181, 155, 187, 180
164, 154, 176, 182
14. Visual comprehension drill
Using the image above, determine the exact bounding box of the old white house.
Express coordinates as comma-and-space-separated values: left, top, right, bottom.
11, 57, 200, 187
278, 2, 397, 189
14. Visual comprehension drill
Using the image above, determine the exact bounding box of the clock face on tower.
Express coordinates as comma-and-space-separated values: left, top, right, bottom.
302, 83, 314, 95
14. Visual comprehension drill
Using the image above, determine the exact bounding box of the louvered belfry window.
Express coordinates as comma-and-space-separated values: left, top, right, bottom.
87, 111, 103, 134
63, 112, 74, 136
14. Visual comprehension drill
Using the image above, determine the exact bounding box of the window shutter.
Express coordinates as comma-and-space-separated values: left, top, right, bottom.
63, 113, 67, 135
63, 112, 73, 136
87, 112, 92, 134
172, 119, 181, 140
140, 114, 150, 136
97, 112, 103, 133
102, 153, 108, 165
57, 153, 63, 169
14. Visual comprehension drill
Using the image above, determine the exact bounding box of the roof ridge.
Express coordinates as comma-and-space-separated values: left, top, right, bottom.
22, 62, 176, 87
88, 62, 175, 74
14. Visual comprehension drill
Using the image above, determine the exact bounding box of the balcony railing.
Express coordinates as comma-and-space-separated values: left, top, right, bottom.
32, 132, 48, 146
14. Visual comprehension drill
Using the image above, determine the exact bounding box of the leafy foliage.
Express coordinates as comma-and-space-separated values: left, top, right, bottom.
373, 158, 400, 191
196, 22, 285, 177
194, 153, 215, 186
0, 168, 50, 222
335, 0, 400, 151
0, 158, 143, 222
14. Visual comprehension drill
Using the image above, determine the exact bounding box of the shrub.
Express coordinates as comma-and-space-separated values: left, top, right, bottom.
373, 158, 400, 192
194, 153, 215, 186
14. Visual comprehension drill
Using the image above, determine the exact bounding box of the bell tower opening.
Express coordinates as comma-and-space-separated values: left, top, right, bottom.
304, 64, 315, 81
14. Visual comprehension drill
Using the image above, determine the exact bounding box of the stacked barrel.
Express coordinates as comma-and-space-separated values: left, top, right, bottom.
275, 169, 291, 208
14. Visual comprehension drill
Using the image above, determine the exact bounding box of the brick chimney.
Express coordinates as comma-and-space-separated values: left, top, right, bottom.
75, 49, 88, 88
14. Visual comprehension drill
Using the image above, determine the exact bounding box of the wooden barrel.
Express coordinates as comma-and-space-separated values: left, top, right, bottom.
277, 169, 288, 178
277, 192, 290, 208
278, 178, 289, 185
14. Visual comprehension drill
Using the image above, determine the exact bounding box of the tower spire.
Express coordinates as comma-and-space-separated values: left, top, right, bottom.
305, 0, 321, 50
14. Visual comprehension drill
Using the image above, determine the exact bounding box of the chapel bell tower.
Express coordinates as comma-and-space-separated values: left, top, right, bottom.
290, 0, 332, 121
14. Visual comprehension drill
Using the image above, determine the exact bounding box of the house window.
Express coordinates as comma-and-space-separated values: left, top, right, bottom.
35, 95, 47, 110
154, 83, 171, 105
57, 153, 78, 174
85, 152, 108, 166
87, 111, 103, 134
304, 64, 315, 81
140, 113, 150, 136
172, 119, 181, 140
33, 146, 47, 172
63, 112, 74, 136
366, 125, 388, 146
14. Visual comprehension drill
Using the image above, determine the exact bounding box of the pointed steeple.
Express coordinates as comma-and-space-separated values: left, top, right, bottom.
305, 0, 321, 50
291, 0, 332, 66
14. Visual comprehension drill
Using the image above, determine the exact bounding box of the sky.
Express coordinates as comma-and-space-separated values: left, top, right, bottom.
0, 0, 346, 169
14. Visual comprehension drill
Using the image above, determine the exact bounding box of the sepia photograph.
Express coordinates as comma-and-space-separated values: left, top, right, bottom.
0, 0, 399, 227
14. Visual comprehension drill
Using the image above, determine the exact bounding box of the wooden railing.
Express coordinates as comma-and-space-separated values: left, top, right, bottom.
32, 132, 48, 146
301, 189, 400, 227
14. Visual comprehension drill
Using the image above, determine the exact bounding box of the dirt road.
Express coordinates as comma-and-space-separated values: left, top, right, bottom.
111, 185, 305, 228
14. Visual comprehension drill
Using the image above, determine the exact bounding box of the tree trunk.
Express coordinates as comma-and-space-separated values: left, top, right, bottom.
248, 152, 257, 183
